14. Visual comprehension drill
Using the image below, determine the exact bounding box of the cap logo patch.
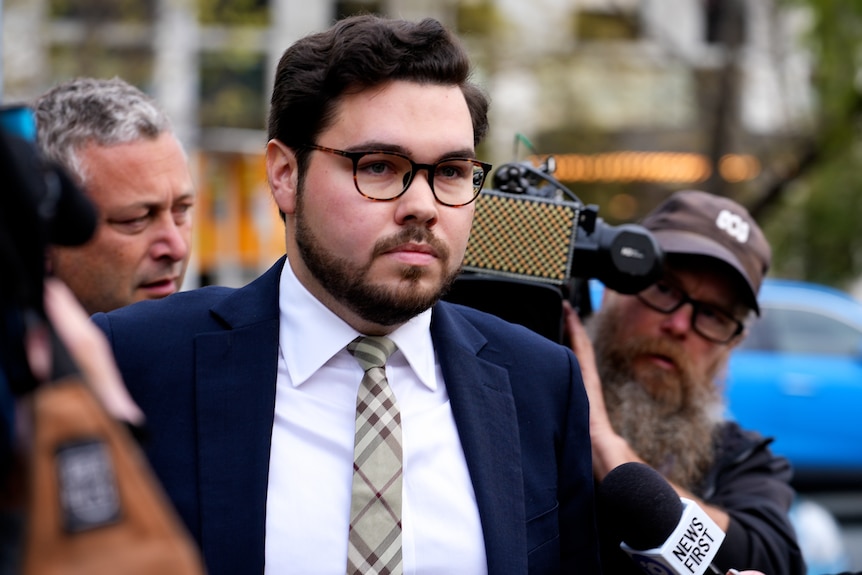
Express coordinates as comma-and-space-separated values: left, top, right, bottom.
715, 209, 749, 243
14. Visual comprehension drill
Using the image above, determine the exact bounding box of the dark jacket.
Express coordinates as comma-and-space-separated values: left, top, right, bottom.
598, 421, 806, 575
93, 257, 602, 575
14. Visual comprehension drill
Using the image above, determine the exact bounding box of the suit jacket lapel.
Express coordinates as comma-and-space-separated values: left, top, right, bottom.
188, 266, 529, 573
195, 258, 285, 573
431, 303, 528, 575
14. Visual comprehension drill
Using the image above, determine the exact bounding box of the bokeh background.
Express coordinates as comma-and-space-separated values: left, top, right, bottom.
4, 0, 861, 294
3, 0, 862, 571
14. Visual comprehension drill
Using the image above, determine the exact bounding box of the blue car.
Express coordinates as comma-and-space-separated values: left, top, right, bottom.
726, 278, 862, 486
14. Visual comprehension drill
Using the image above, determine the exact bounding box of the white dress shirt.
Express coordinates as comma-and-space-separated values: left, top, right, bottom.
264, 259, 487, 574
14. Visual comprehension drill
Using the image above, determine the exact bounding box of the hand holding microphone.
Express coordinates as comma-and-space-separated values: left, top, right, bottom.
598, 462, 726, 575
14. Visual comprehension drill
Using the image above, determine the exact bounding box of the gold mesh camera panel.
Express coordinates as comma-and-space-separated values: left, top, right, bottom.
463, 190, 579, 284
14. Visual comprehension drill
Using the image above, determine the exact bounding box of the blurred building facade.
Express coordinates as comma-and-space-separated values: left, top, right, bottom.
1, 0, 814, 286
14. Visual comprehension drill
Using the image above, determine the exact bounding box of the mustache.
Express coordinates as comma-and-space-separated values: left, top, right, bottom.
626, 336, 690, 373
372, 226, 450, 260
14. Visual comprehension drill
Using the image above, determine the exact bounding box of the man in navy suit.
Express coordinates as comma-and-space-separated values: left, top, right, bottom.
93, 14, 600, 574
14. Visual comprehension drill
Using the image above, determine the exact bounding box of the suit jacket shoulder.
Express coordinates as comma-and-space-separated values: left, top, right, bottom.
92, 258, 286, 574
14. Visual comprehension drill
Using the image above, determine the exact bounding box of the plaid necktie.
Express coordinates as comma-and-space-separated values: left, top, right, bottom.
345, 336, 402, 575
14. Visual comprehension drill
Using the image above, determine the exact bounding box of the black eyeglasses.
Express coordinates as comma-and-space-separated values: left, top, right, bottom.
303, 144, 492, 207
636, 281, 745, 344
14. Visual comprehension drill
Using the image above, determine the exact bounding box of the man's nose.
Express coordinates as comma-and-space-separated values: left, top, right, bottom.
151, 217, 190, 262
396, 168, 439, 225
660, 302, 695, 336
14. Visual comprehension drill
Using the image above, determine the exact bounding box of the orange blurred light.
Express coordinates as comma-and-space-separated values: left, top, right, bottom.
720, 154, 761, 183
541, 151, 756, 184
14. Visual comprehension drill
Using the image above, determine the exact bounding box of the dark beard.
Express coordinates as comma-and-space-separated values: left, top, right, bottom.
294, 201, 458, 327
589, 302, 725, 493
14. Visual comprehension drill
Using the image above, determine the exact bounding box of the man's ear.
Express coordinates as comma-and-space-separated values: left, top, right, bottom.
266, 139, 299, 215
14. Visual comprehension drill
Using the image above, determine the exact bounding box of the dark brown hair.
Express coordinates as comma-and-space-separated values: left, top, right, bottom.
267, 14, 489, 166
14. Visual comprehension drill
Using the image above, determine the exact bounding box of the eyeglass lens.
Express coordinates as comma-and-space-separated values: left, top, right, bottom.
354, 152, 485, 205
638, 282, 741, 342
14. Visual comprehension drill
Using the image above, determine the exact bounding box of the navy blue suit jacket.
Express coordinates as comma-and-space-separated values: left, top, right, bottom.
93, 257, 601, 574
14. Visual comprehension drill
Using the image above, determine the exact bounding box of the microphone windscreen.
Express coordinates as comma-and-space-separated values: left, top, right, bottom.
598, 462, 684, 551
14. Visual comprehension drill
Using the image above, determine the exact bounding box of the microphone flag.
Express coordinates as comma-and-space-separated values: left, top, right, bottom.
620, 498, 725, 575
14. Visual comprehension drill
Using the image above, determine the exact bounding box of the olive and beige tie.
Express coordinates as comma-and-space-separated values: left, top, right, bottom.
345, 336, 403, 575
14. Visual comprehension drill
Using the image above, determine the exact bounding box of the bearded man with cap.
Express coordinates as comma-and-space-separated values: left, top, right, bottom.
564, 190, 806, 575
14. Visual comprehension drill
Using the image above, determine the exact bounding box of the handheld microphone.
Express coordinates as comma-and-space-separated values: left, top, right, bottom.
598, 462, 726, 575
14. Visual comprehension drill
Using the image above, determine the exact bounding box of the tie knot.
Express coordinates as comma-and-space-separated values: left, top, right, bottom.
347, 336, 398, 372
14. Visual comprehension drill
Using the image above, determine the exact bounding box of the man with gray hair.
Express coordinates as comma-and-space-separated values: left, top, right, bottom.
34, 76, 195, 314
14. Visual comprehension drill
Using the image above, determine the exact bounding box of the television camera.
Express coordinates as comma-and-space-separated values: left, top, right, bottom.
444, 152, 664, 343
0, 105, 97, 397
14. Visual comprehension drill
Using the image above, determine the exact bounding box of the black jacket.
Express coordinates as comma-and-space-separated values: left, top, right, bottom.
598, 421, 806, 575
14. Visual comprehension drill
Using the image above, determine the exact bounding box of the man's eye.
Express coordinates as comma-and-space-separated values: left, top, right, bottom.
698, 305, 734, 328
357, 156, 400, 176
366, 162, 390, 175
699, 306, 719, 320
173, 203, 193, 221
436, 164, 465, 179
120, 216, 147, 225
110, 214, 149, 232
174, 203, 193, 213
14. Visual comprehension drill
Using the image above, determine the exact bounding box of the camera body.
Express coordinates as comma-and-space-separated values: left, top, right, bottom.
0, 105, 96, 396
444, 158, 663, 342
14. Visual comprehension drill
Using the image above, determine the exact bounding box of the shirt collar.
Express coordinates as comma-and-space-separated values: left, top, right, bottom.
279, 258, 437, 390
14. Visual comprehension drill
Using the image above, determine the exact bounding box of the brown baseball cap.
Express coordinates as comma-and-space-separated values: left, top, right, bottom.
640, 190, 771, 314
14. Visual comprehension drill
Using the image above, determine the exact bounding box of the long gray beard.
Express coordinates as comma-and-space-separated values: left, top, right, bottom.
603, 378, 721, 493
589, 305, 726, 493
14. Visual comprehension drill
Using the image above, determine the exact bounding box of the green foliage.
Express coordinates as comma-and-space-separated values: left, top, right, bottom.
50, 0, 153, 22
764, 0, 862, 288
766, 144, 862, 289
199, 51, 266, 129
334, 1, 384, 20
198, 0, 268, 26
455, 1, 496, 36
49, 45, 153, 87
575, 10, 639, 41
